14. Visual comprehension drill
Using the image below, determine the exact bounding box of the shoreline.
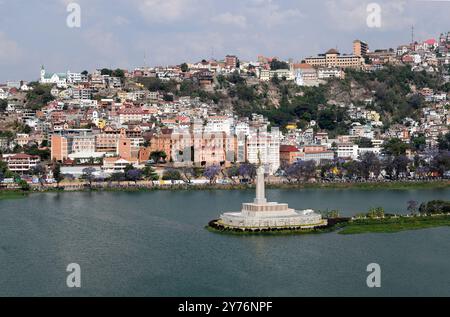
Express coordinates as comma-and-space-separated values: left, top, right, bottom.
1, 179, 449, 201
206, 215, 450, 236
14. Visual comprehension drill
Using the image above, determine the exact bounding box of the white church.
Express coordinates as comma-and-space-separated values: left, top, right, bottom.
39, 66, 68, 88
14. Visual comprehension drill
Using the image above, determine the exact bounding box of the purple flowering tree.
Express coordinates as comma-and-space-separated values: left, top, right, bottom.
126, 169, 143, 183
238, 163, 257, 181
204, 165, 221, 184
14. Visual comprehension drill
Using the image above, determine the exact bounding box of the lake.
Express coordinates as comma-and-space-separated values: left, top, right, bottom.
0, 188, 449, 296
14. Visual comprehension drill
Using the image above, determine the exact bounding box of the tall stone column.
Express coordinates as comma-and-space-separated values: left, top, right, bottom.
254, 165, 267, 205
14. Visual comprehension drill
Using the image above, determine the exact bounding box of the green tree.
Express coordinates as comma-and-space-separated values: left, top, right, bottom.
438, 132, 450, 151
162, 169, 182, 181
150, 151, 167, 164
0, 99, 7, 112
355, 137, 373, 148
52, 163, 64, 186
110, 172, 125, 184
26, 83, 55, 110
270, 59, 289, 70
100, 68, 113, 76
318, 108, 336, 131
18, 179, 30, 191
411, 134, 426, 151
180, 63, 189, 73
82, 167, 96, 188
143, 166, 159, 181
112, 68, 125, 78
383, 138, 409, 156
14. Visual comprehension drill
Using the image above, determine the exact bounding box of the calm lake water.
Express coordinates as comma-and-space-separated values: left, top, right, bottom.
0, 188, 449, 296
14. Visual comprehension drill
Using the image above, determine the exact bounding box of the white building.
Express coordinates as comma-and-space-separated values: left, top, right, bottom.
317, 68, 345, 79
4, 153, 40, 173
102, 157, 139, 174
40, 66, 67, 88
204, 116, 233, 134
246, 124, 280, 174
67, 72, 82, 84
0, 88, 9, 100
337, 143, 359, 160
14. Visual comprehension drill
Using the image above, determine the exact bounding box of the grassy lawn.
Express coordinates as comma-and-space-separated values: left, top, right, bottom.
339, 216, 450, 234
0, 190, 29, 201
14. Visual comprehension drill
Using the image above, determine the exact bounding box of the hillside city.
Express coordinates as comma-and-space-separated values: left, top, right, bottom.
1, 33, 450, 190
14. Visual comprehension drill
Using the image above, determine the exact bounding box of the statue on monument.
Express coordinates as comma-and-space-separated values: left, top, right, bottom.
254, 151, 267, 205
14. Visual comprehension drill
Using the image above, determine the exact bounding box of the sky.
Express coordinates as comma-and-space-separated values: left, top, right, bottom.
0, 0, 449, 82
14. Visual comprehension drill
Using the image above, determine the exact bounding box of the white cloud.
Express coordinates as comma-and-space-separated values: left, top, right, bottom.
0, 32, 22, 64
244, 0, 303, 28
325, 0, 413, 31
212, 12, 247, 28
133, 0, 203, 23
114, 16, 130, 26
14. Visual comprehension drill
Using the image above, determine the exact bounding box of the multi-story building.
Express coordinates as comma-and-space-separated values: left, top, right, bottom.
260, 69, 294, 81
337, 143, 359, 160
5, 154, 40, 173
95, 132, 120, 154
192, 131, 235, 166
293, 63, 319, 86
118, 107, 145, 124
280, 145, 301, 166
317, 67, 345, 80
304, 49, 364, 69
67, 72, 82, 84
353, 40, 369, 57
72, 88, 92, 100
51, 134, 70, 162
246, 122, 280, 174
225, 55, 238, 69
51, 132, 104, 162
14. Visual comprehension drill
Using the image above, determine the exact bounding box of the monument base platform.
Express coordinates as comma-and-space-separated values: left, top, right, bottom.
218, 207, 327, 230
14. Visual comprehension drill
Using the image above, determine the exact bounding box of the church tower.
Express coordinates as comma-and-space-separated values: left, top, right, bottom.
40, 65, 46, 82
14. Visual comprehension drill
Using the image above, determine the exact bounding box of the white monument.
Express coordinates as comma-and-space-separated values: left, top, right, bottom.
216, 165, 327, 230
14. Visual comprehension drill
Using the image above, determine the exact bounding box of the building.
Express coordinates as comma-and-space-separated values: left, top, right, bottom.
52, 132, 104, 163
298, 145, 334, 163
51, 134, 70, 162
280, 145, 301, 166
337, 143, 359, 160
117, 107, 145, 124
304, 49, 364, 69
72, 88, 92, 100
225, 55, 238, 69
259, 69, 294, 81
353, 40, 368, 57
5, 154, 40, 173
246, 123, 280, 174
102, 157, 139, 174
68, 134, 100, 162
293, 63, 319, 86
317, 67, 345, 80
40, 66, 67, 88
192, 131, 235, 166
67, 72, 82, 84
95, 131, 120, 154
